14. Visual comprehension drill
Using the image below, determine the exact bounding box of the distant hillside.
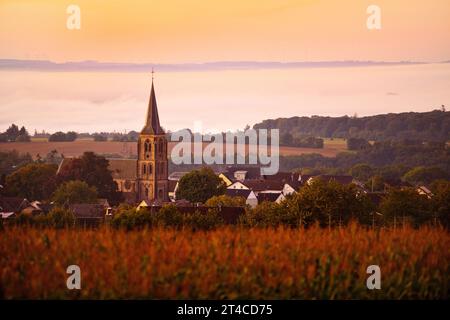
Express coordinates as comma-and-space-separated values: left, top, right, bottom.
0, 59, 425, 72
253, 110, 450, 141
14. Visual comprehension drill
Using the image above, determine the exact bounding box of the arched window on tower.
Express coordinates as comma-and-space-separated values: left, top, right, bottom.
148, 163, 152, 174
143, 164, 146, 175
144, 139, 150, 159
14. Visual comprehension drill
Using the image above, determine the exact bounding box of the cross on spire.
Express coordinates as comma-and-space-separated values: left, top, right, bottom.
151, 68, 154, 82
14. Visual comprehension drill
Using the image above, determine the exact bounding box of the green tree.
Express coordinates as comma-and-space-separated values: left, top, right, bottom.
240, 201, 285, 227
281, 132, 293, 146
93, 134, 107, 142
176, 167, 226, 203
205, 194, 246, 207
48, 207, 76, 228
57, 152, 122, 204
52, 180, 98, 205
402, 166, 448, 186
289, 179, 373, 228
379, 188, 431, 228
347, 137, 370, 150
350, 163, 373, 182
430, 180, 450, 228
5, 124, 20, 142
365, 175, 385, 192
15, 126, 31, 142
5, 163, 57, 200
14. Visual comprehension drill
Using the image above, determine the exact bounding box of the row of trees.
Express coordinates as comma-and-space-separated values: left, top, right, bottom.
48, 131, 77, 142
280, 133, 324, 148
279, 139, 449, 173
1, 152, 121, 204
241, 179, 449, 229
0, 124, 31, 142
254, 109, 449, 141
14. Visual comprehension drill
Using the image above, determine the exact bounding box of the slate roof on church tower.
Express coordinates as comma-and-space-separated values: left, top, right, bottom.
141, 81, 165, 135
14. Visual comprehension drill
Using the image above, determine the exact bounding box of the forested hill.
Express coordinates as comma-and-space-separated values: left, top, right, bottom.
253, 110, 450, 141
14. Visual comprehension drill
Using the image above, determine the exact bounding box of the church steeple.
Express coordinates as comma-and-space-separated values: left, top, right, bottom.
141, 73, 164, 135
137, 71, 169, 203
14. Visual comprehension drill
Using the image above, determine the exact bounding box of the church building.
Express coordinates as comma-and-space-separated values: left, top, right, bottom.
58, 78, 169, 204
112, 78, 169, 203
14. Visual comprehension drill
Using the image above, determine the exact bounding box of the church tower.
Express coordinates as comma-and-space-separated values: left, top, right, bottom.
137, 75, 169, 202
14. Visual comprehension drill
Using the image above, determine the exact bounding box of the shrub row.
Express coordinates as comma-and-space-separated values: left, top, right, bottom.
111, 204, 224, 230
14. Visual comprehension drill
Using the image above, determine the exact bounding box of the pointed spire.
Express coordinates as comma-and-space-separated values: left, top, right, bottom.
141, 72, 164, 135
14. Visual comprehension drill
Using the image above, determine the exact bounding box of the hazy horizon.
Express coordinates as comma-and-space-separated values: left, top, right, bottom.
1, 0, 449, 133
1, 63, 449, 134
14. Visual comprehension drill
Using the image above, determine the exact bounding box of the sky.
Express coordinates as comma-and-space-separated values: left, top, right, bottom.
1, 0, 450, 63
0, 1, 449, 133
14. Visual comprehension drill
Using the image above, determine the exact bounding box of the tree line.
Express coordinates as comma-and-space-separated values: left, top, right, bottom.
0, 124, 30, 142
253, 109, 450, 142
279, 139, 449, 175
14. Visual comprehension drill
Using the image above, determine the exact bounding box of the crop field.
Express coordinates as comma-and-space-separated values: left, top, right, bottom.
0, 139, 347, 159
0, 225, 448, 299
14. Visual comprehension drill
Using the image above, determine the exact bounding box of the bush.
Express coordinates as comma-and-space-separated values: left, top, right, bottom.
379, 188, 432, 228
49, 131, 77, 142
205, 195, 246, 207
47, 207, 76, 228
93, 134, 108, 142
111, 204, 223, 230
183, 209, 224, 231
52, 180, 98, 205
347, 137, 370, 150
240, 202, 287, 227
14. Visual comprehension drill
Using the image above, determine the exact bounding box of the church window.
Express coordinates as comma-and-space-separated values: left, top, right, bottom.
143, 164, 146, 174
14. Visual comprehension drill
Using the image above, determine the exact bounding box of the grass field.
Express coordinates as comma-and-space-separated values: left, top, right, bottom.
0, 138, 347, 159
0, 225, 448, 299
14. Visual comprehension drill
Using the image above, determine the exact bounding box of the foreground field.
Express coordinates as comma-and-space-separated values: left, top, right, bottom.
0, 139, 346, 159
0, 225, 448, 299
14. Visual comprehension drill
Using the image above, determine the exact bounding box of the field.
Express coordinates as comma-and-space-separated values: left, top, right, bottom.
0, 138, 347, 159
0, 225, 448, 299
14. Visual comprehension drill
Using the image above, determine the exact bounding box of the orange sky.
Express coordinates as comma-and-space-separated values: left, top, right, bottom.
1, 0, 449, 63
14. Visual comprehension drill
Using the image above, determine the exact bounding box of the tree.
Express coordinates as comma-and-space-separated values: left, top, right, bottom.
402, 166, 448, 186
66, 131, 78, 141
379, 188, 431, 228
0, 150, 33, 186
48, 131, 77, 142
430, 180, 450, 228
176, 167, 226, 203
15, 126, 31, 142
347, 138, 370, 150
5, 124, 19, 142
286, 179, 373, 228
57, 152, 122, 204
349, 163, 373, 182
281, 132, 293, 146
47, 207, 76, 228
205, 194, 246, 207
4, 163, 57, 200
52, 180, 98, 205
49, 132, 68, 142
93, 134, 107, 142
